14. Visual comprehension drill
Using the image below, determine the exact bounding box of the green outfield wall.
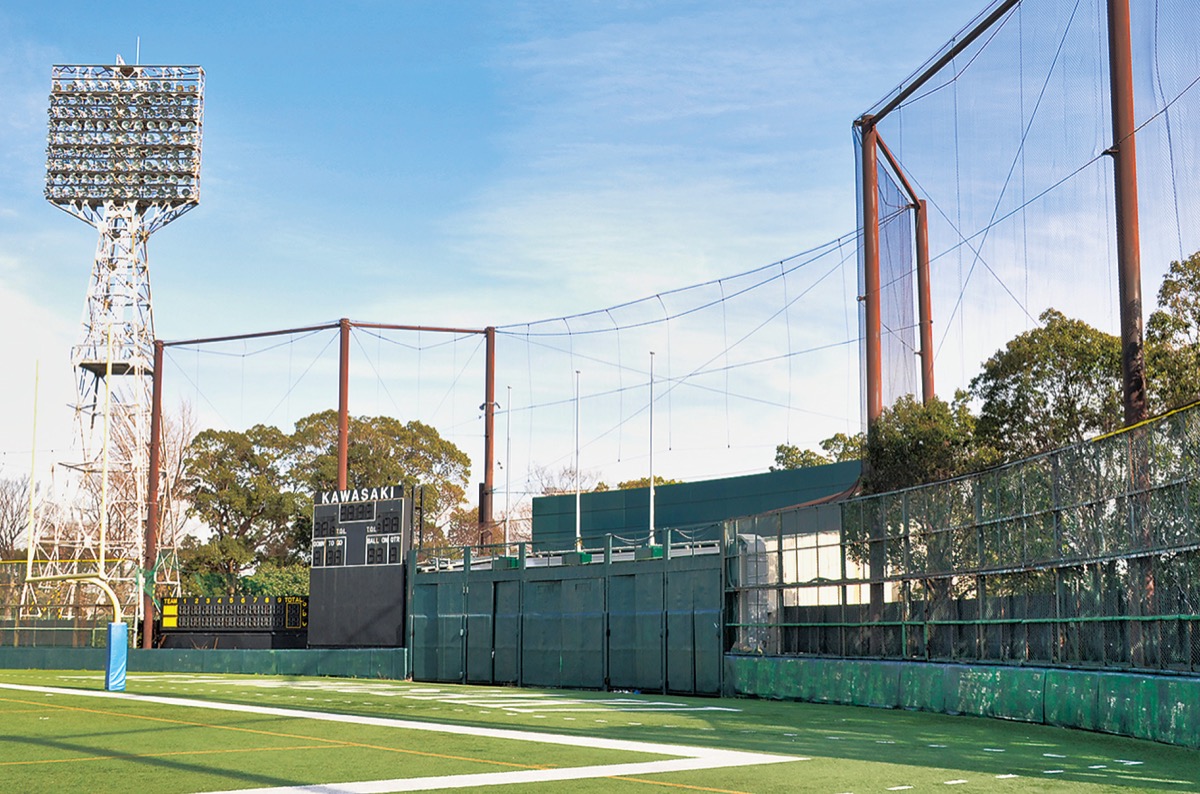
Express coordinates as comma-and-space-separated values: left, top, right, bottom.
533, 461, 860, 551
0, 646, 409, 680
725, 654, 1200, 749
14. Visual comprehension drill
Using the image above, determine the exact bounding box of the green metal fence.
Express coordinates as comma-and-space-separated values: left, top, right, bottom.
410, 538, 724, 694
726, 404, 1200, 673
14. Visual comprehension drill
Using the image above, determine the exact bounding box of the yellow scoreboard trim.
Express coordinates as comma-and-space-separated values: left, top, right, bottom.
162, 597, 179, 627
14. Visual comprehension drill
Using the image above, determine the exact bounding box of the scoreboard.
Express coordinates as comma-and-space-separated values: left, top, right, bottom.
157, 595, 308, 649
160, 595, 308, 631
311, 485, 409, 568
308, 484, 413, 647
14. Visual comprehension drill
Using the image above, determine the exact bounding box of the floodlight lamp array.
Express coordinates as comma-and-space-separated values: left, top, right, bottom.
45, 64, 204, 206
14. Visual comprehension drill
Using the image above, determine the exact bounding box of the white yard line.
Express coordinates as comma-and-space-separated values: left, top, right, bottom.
0, 683, 798, 792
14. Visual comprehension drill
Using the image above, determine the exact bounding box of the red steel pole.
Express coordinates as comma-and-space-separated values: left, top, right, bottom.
859, 115, 886, 656
480, 326, 496, 535
1106, 0, 1146, 425
338, 318, 351, 490
916, 199, 935, 404
142, 339, 164, 649
859, 116, 883, 425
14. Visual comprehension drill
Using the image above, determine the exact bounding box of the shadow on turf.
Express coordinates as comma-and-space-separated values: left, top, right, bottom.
656, 701, 1200, 791
1, 732, 305, 789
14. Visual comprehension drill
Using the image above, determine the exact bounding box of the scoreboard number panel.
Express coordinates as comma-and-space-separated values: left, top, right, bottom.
159, 595, 308, 632
339, 501, 375, 523
310, 484, 411, 569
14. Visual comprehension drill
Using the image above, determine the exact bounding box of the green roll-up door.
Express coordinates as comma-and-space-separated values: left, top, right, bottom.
437, 580, 465, 682
666, 568, 696, 693
634, 570, 665, 691
410, 582, 439, 681
692, 565, 723, 695
561, 577, 605, 688
493, 580, 521, 684
522, 580, 562, 687
607, 574, 639, 689
465, 580, 495, 684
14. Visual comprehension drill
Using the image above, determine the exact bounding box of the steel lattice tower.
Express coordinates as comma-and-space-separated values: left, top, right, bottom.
24, 61, 204, 631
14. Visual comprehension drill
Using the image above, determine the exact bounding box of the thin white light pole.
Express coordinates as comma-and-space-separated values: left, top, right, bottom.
574, 370, 582, 551
504, 385, 512, 553
648, 351, 656, 546
24, 362, 39, 578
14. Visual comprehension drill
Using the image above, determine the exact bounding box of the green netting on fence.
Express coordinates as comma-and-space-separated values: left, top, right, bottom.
726, 403, 1200, 674
725, 655, 1200, 749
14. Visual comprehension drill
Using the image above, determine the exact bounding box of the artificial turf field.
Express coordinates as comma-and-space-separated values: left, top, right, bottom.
0, 670, 1196, 793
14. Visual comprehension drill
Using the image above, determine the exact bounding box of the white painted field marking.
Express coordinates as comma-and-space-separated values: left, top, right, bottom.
944, 780, 968, 785
115, 675, 743, 715
1043, 752, 1066, 758
995, 774, 1019, 779
0, 683, 797, 793
886, 786, 913, 791
982, 747, 1004, 752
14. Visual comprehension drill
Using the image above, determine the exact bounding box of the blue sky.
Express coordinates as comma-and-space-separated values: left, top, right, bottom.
0, 1, 994, 494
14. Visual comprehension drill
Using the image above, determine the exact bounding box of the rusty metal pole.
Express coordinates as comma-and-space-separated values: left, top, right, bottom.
1108, 0, 1154, 668
337, 318, 350, 490
141, 339, 164, 650
859, 116, 883, 425
1107, 0, 1146, 426
858, 115, 886, 656
916, 199, 935, 403
480, 326, 496, 536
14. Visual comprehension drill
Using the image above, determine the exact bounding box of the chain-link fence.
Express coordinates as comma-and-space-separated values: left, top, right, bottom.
726, 404, 1200, 673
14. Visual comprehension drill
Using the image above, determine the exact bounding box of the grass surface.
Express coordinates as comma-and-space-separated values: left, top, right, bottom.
1, 669, 1197, 793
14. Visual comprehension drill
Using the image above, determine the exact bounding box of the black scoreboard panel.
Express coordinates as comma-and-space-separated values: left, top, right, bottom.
160, 596, 308, 632
308, 564, 406, 647
307, 486, 413, 647
311, 497, 409, 568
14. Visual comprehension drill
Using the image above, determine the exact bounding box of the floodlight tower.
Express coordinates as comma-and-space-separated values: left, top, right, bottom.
27, 61, 204, 629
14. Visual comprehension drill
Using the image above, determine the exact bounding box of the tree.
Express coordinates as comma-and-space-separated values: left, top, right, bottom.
970, 308, 1121, 460
177, 535, 256, 597
180, 411, 473, 585
864, 392, 991, 493
289, 410, 471, 528
613, 475, 684, 490
242, 561, 310, 596
154, 403, 199, 561
771, 444, 829, 470
820, 432, 864, 462
1147, 251, 1200, 412
529, 464, 600, 495
445, 505, 484, 548
0, 476, 32, 560
182, 424, 300, 582
771, 432, 863, 472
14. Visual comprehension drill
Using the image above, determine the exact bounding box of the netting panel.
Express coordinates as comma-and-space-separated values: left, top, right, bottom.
727, 402, 1200, 673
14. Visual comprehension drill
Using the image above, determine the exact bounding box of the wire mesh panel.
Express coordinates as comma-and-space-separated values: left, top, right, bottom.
726, 403, 1200, 674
